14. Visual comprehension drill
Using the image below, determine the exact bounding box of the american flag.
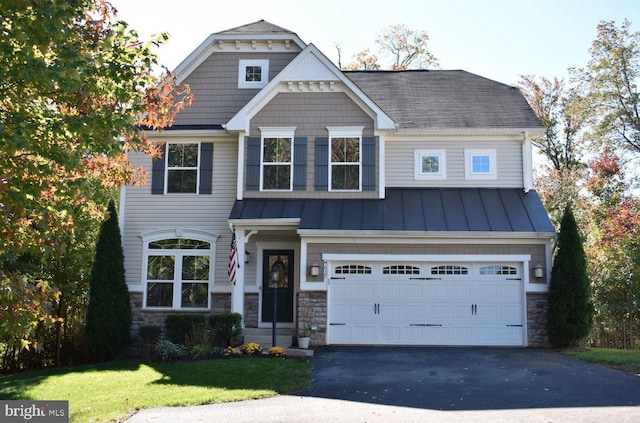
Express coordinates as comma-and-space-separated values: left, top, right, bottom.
228, 232, 238, 285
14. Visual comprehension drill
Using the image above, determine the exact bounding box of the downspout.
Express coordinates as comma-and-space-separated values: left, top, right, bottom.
522, 131, 533, 193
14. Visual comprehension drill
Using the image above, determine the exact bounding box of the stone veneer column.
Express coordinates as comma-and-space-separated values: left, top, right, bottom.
297, 291, 327, 346
526, 292, 549, 347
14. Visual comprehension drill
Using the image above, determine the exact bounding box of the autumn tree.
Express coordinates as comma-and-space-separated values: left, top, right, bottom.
583, 152, 640, 348
573, 19, 640, 153
0, 0, 191, 360
547, 206, 593, 347
343, 23, 438, 70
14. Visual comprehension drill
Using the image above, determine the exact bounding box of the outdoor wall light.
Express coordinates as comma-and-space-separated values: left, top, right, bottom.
533, 264, 545, 279
310, 263, 320, 276
244, 250, 251, 264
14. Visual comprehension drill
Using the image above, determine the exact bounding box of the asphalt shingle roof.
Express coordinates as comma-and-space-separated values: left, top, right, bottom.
229, 188, 555, 233
345, 70, 542, 130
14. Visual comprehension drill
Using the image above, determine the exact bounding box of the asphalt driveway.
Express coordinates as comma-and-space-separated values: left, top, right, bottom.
127, 346, 640, 422
299, 346, 640, 410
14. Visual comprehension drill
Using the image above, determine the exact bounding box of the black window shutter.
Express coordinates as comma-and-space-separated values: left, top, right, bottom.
246, 137, 261, 191
293, 137, 307, 190
362, 136, 376, 191
199, 142, 214, 194
314, 137, 328, 191
151, 143, 166, 195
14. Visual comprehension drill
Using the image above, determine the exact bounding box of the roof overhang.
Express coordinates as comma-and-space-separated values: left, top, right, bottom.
297, 229, 556, 239
392, 127, 546, 138
174, 33, 306, 84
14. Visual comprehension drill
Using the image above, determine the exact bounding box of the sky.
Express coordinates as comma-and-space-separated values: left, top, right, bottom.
108, 0, 640, 86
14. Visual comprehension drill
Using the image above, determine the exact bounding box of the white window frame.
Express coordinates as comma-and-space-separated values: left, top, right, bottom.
327, 126, 363, 192
165, 141, 200, 194
238, 59, 269, 89
465, 149, 497, 180
140, 230, 218, 311
414, 149, 446, 180
259, 127, 295, 191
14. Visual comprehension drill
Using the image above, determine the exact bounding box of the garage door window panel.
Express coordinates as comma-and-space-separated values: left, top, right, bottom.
383, 265, 420, 275
430, 265, 468, 275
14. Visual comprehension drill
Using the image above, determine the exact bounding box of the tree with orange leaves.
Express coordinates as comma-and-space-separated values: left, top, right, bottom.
0, 0, 192, 363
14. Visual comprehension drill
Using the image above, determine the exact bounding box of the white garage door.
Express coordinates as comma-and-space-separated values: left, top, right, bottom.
328, 263, 525, 346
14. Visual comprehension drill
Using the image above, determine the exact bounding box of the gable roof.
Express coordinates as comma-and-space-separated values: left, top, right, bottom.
345, 70, 542, 131
174, 20, 306, 84
229, 188, 555, 235
215, 20, 297, 36
225, 44, 396, 132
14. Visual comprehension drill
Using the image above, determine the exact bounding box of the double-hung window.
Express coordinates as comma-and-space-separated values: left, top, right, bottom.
261, 128, 295, 190
465, 149, 497, 180
328, 127, 363, 191
166, 142, 199, 193
144, 237, 213, 310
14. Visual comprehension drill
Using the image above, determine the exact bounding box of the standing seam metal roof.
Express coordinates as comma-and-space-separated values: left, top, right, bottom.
229, 188, 555, 233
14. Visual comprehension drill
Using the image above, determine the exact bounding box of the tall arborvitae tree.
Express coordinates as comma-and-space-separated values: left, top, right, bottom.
86, 200, 131, 360
547, 206, 593, 346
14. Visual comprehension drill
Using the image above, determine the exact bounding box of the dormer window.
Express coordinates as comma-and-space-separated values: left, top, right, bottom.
238, 59, 269, 89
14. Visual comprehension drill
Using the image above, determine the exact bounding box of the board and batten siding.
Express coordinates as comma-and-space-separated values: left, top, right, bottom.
174, 51, 299, 126
385, 138, 524, 188
122, 137, 238, 292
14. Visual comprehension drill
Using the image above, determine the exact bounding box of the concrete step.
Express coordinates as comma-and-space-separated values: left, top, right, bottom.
241, 328, 296, 349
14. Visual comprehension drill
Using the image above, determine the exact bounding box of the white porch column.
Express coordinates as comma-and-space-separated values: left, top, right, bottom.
231, 228, 245, 317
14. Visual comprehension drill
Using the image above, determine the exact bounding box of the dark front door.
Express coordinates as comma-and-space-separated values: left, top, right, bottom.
262, 250, 294, 323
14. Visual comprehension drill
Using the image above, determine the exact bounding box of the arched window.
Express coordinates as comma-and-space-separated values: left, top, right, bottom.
141, 230, 218, 310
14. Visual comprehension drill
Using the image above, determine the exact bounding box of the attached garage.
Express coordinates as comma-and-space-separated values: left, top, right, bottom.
327, 257, 529, 346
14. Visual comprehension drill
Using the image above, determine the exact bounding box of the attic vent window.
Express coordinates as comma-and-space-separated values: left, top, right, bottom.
238, 59, 269, 89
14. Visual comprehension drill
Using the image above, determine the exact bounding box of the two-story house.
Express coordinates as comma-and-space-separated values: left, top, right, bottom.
121, 20, 555, 348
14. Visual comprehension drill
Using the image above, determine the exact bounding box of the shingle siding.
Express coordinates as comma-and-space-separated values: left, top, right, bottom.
174, 51, 298, 126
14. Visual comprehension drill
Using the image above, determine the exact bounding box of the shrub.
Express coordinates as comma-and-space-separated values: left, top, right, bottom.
86, 200, 131, 361
164, 314, 206, 345
155, 340, 186, 362
548, 206, 594, 347
209, 312, 242, 347
223, 346, 237, 357
268, 346, 285, 358
240, 342, 263, 356
185, 324, 214, 355
138, 326, 162, 343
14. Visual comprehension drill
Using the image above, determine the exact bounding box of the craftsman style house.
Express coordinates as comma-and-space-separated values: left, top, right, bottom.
121, 20, 555, 348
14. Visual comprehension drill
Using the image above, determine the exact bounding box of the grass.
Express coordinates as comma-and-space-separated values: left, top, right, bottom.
565, 348, 640, 375
0, 357, 312, 422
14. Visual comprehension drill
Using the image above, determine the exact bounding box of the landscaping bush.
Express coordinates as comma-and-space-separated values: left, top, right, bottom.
164, 314, 206, 345
240, 342, 263, 356
268, 346, 285, 358
548, 206, 594, 347
209, 312, 243, 347
86, 200, 131, 361
155, 340, 186, 362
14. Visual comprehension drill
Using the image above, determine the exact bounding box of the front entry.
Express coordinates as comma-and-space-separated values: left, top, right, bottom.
261, 250, 294, 323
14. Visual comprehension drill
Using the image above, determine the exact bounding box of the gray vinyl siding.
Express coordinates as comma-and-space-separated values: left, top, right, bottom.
385, 138, 524, 188
247, 92, 378, 198
174, 52, 298, 126
122, 137, 238, 291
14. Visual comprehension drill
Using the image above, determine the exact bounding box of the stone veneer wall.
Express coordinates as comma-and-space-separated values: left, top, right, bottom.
527, 292, 549, 347
130, 292, 231, 336
297, 291, 328, 346
244, 293, 259, 327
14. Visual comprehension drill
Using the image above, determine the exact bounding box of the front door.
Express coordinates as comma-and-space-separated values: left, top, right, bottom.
262, 250, 294, 323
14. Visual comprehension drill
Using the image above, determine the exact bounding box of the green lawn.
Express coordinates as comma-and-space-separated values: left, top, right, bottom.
565, 348, 640, 375
0, 357, 312, 422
